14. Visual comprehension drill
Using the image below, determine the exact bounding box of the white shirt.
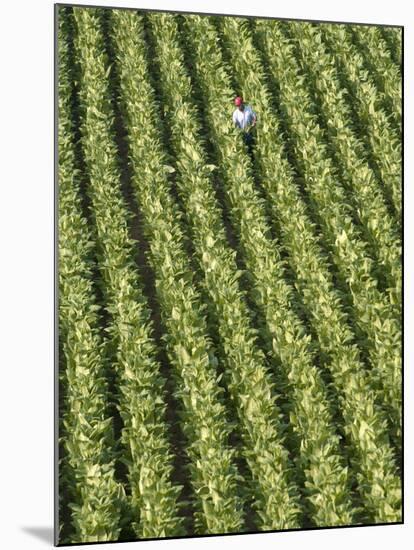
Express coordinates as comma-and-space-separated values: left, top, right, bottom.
232, 105, 256, 129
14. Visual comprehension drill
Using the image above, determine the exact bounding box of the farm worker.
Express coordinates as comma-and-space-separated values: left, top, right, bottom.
232, 96, 257, 154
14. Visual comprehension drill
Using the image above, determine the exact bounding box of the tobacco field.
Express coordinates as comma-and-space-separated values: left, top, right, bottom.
57, 4, 402, 544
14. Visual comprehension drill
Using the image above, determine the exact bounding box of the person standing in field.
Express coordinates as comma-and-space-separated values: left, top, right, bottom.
232, 96, 257, 155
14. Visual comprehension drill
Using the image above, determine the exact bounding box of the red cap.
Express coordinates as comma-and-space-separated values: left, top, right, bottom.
234, 96, 243, 106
